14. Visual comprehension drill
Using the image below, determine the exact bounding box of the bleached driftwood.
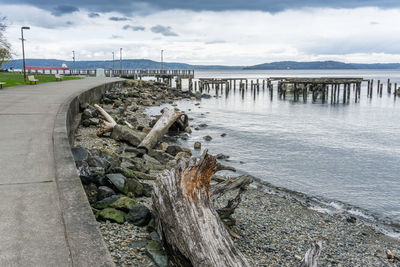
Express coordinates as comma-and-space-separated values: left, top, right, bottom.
94, 104, 117, 136
139, 108, 188, 152
152, 151, 250, 267
298, 241, 322, 267
210, 175, 253, 201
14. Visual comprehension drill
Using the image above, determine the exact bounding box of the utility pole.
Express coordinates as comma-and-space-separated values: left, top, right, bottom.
161, 49, 164, 70
112, 51, 115, 77
72, 50, 75, 73
21, 26, 30, 82
119, 48, 122, 77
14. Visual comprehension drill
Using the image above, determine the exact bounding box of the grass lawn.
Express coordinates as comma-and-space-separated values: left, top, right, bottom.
0, 72, 83, 88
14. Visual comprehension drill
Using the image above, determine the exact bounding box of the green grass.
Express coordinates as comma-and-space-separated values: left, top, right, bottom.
0, 72, 83, 88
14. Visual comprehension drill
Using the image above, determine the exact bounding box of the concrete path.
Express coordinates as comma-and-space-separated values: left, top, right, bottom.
0, 78, 122, 266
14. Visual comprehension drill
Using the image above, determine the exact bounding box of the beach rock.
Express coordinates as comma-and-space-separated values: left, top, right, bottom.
142, 183, 153, 197
199, 123, 208, 128
110, 196, 137, 212
106, 173, 128, 194
216, 153, 230, 160
134, 171, 157, 180
195, 92, 202, 100
82, 119, 91, 127
166, 160, 177, 169
97, 208, 126, 224
150, 231, 161, 242
159, 142, 169, 151
143, 154, 164, 170
76, 161, 93, 185
127, 205, 152, 226
126, 178, 144, 197
146, 240, 168, 267
71, 146, 88, 162
175, 151, 191, 161
166, 145, 183, 156
202, 94, 212, 99
346, 216, 357, 223
148, 150, 173, 165
82, 107, 98, 120
111, 125, 147, 147
87, 155, 111, 171
97, 186, 116, 201
203, 135, 212, 141
83, 183, 98, 204
92, 195, 121, 209
221, 133, 227, 137
194, 142, 201, 150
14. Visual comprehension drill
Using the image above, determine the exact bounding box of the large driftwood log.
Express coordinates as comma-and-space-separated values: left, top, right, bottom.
139, 108, 188, 152
152, 151, 250, 267
298, 241, 322, 267
94, 104, 117, 136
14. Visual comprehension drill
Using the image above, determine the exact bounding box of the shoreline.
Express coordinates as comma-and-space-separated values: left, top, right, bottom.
73, 80, 400, 266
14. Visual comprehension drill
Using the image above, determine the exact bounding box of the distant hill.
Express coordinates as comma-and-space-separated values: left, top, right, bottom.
1, 59, 242, 70
244, 60, 400, 70
3, 59, 400, 70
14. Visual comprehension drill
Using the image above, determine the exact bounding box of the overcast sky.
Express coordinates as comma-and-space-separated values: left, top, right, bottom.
1, 0, 400, 65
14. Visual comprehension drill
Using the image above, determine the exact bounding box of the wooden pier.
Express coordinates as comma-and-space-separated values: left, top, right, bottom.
188, 77, 400, 103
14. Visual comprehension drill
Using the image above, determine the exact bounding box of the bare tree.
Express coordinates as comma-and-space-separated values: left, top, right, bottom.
0, 16, 11, 68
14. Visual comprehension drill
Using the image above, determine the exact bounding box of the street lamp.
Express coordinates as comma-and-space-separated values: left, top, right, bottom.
161, 50, 164, 70
119, 48, 122, 77
21, 26, 30, 82
72, 50, 75, 73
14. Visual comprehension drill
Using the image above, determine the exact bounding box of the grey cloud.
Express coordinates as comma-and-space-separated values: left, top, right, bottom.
51, 5, 79, 16
109, 16, 130, 21
122, 25, 145, 31
370, 21, 379, 25
88, 12, 100, 18
6, 0, 400, 15
205, 40, 227, 44
111, 35, 122, 39
151, 25, 178, 36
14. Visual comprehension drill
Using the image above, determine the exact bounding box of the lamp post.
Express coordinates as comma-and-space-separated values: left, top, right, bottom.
72, 50, 75, 73
161, 50, 164, 71
119, 48, 122, 77
21, 26, 30, 82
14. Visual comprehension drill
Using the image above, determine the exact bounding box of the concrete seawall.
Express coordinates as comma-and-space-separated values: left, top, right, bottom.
53, 80, 124, 266
0, 78, 123, 266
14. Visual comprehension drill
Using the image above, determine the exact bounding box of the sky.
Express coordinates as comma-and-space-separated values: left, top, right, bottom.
1, 0, 400, 65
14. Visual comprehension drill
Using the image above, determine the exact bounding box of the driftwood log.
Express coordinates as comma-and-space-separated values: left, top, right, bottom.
152, 151, 250, 267
139, 108, 188, 152
298, 241, 322, 267
94, 104, 117, 136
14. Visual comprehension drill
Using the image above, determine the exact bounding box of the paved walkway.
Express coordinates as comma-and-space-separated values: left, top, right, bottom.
0, 77, 122, 266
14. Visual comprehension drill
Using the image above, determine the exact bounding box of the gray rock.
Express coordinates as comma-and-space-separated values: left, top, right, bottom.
87, 155, 111, 171
221, 133, 227, 137
76, 161, 93, 185
203, 135, 212, 141
97, 186, 116, 201
142, 183, 153, 197
106, 173, 128, 194
146, 240, 168, 267
166, 145, 183, 156
83, 183, 98, 204
126, 205, 152, 226
126, 178, 144, 197
92, 195, 121, 209
71, 146, 89, 162
194, 142, 201, 150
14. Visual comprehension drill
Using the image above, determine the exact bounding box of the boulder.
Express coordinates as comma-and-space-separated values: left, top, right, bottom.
126, 205, 152, 226
203, 135, 212, 141
71, 146, 88, 162
145, 240, 168, 267
110, 196, 137, 212
76, 161, 93, 185
92, 195, 121, 209
106, 173, 128, 194
97, 186, 116, 201
87, 155, 111, 171
126, 178, 144, 197
83, 183, 98, 204
134, 171, 157, 180
175, 151, 191, 161
142, 183, 153, 197
166, 145, 183, 156
158, 142, 169, 151
143, 154, 164, 170
97, 208, 126, 224
194, 142, 201, 150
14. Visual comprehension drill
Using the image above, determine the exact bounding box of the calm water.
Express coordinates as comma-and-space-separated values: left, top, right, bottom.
148, 69, 400, 236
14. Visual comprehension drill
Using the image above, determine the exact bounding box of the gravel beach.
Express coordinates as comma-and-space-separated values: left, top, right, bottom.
73, 80, 400, 266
